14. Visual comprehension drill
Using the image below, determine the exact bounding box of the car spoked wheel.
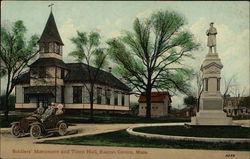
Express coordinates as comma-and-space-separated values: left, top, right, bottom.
11, 124, 22, 137
58, 122, 67, 136
30, 125, 42, 138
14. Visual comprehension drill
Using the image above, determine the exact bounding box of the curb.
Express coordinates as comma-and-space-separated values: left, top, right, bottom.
126, 123, 250, 143
0, 128, 9, 133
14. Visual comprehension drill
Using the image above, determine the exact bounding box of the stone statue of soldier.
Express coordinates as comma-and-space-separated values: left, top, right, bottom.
206, 22, 217, 53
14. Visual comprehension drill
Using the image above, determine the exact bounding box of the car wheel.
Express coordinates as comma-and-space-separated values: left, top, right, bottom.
58, 122, 67, 136
11, 124, 22, 138
30, 125, 42, 138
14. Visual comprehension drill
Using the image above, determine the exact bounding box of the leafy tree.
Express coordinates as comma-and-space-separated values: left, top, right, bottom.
107, 11, 199, 118
0, 20, 39, 120
184, 95, 197, 107
0, 94, 16, 111
69, 31, 107, 121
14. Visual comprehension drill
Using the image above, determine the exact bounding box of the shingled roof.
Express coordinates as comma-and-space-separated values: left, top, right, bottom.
29, 58, 68, 69
64, 63, 131, 91
15, 62, 131, 92
138, 92, 172, 103
38, 11, 64, 45
13, 72, 30, 84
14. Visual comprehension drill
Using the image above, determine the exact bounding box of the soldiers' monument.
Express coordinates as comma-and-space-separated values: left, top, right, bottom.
191, 22, 232, 125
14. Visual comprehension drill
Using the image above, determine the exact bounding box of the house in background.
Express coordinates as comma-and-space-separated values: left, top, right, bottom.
223, 96, 250, 117
14, 11, 131, 114
178, 106, 196, 117
138, 92, 171, 117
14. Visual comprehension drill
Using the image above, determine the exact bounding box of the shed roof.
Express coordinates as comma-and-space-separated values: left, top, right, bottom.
138, 92, 171, 103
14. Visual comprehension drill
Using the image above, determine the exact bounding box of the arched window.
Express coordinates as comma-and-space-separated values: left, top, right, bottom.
60, 46, 63, 55
54, 43, 61, 54
49, 42, 54, 52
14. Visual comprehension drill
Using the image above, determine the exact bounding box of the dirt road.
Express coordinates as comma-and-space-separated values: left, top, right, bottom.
1, 123, 250, 159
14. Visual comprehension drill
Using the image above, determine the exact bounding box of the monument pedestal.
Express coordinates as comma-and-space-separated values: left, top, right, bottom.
191, 53, 232, 125
191, 111, 232, 125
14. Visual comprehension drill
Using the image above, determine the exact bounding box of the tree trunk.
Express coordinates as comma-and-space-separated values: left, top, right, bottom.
145, 89, 152, 119
197, 96, 200, 112
4, 72, 11, 121
4, 93, 10, 121
197, 92, 202, 112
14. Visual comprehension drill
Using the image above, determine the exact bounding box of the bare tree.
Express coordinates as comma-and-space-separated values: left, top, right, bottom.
222, 74, 236, 108
230, 84, 246, 116
195, 70, 203, 112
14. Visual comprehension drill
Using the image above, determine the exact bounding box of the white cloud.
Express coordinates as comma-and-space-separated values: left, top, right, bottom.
136, 9, 153, 19
97, 17, 127, 39
58, 18, 85, 63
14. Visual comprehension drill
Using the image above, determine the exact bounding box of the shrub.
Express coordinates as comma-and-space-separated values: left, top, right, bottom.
0, 94, 16, 111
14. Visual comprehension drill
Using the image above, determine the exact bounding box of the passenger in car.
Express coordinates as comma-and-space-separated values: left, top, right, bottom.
33, 102, 45, 116
41, 103, 56, 122
55, 104, 64, 115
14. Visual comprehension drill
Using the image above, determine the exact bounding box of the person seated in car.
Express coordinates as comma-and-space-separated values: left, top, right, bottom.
55, 104, 64, 115
41, 103, 56, 122
33, 102, 45, 116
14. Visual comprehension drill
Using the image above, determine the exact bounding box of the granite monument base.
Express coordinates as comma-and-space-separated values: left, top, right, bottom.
191, 110, 232, 125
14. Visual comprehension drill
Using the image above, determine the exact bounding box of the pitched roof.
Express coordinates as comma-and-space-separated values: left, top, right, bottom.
29, 58, 68, 69
15, 62, 131, 92
38, 11, 64, 45
64, 63, 131, 91
138, 92, 171, 103
13, 72, 30, 84
25, 86, 56, 96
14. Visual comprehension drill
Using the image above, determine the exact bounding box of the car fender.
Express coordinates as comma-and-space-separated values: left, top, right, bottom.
56, 120, 67, 128
29, 122, 45, 130
10, 122, 20, 125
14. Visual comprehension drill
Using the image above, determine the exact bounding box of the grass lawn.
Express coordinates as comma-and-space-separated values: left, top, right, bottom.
134, 126, 250, 139
64, 114, 190, 124
0, 113, 190, 128
41, 130, 250, 151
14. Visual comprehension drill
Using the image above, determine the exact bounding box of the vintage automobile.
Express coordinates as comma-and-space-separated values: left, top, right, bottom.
10, 109, 67, 138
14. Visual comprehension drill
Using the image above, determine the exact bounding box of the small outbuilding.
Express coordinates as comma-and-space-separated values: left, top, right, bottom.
138, 92, 171, 117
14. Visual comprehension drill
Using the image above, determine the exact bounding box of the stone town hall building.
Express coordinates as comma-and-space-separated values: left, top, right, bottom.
14, 11, 131, 114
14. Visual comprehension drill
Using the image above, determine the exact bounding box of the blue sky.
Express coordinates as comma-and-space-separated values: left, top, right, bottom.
1, 1, 249, 108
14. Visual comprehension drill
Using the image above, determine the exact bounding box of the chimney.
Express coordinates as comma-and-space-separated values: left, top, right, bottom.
108, 67, 112, 73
